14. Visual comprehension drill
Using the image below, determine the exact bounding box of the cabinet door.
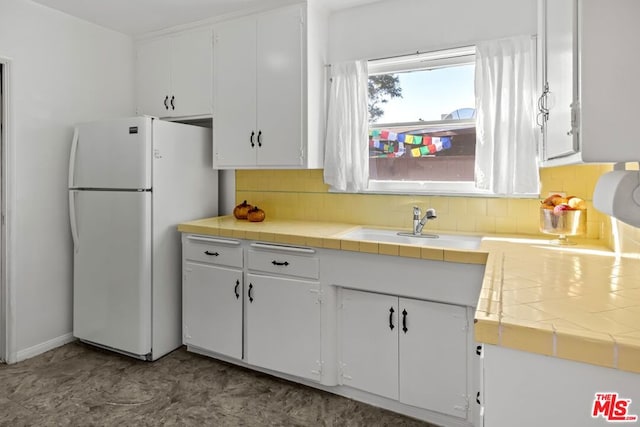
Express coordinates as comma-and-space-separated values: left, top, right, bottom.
544, 0, 578, 160
213, 16, 258, 168
340, 289, 399, 400
245, 273, 321, 381
171, 28, 213, 118
136, 38, 171, 118
255, 6, 304, 167
183, 262, 243, 359
399, 298, 468, 418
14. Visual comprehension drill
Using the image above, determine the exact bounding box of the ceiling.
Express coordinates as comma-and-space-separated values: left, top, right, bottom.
32, 0, 382, 36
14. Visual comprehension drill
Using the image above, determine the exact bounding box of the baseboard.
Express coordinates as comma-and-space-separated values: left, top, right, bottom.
16, 333, 76, 362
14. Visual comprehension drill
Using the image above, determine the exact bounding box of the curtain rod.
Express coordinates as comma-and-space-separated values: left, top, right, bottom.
324, 50, 433, 67
325, 35, 536, 67
369, 45, 475, 63
325, 46, 474, 68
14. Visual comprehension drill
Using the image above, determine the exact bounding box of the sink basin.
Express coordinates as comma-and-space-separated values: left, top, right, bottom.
340, 228, 482, 250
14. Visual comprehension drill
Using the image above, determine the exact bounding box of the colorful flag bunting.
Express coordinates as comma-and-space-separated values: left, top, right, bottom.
370, 130, 454, 158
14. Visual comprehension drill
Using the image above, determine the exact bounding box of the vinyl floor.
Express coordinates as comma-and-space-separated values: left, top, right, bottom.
0, 342, 434, 426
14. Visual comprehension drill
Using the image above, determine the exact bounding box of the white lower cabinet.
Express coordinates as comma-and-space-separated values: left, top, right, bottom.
340, 288, 469, 418
181, 234, 484, 426
481, 345, 640, 427
182, 235, 244, 359
340, 290, 399, 400
399, 298, 468, 418
183, 262, 243, 359
245, 273, 321, 381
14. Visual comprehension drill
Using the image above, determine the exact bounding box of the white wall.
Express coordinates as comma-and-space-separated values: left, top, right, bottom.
328, 0, 537, 62
0, 0, 134, 359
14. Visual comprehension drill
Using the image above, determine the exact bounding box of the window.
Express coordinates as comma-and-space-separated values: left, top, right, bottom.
367, 46, 486, 194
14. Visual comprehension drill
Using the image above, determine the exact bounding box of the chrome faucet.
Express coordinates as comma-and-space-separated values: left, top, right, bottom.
412, 206, 437, 235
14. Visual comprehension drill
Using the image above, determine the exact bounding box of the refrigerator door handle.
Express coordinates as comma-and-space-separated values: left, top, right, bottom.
68, 127, 79, 188
69, 190, 79, 252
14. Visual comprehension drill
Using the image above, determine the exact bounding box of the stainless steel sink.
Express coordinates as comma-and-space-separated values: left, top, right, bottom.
340, 227, 482, 250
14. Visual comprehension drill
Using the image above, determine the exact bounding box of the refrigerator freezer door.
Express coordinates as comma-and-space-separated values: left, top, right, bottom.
70, 117, 152, 190
72, 190, 152, 357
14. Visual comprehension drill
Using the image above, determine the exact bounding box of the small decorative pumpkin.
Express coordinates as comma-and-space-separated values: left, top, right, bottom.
247, 206, 266, 222
233, 200, 253, 220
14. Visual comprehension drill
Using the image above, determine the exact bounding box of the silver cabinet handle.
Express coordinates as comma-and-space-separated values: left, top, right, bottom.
250, 242, 315, 254
186, 236, 241, 246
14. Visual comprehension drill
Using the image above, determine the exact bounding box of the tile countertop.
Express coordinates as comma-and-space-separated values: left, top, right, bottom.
177, 216, 640, 374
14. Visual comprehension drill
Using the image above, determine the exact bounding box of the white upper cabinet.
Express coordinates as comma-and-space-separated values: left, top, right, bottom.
211, 14, 257, 167
255, 7, 304, 167
136, 38, 169, 118
212, 4, 328, 169
540, 0, 575, 161
539, 0, 640, 166
136, 28, 213, 119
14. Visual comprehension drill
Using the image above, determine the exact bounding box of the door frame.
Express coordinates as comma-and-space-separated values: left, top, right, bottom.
0, 58, 16, 363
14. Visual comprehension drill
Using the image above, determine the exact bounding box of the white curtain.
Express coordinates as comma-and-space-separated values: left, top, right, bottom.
475, 36, 540, 195
323, 60, 369, 192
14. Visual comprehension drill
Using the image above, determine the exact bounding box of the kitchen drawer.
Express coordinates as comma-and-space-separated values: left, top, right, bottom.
248, 243, 319, 280
183, 235, 243, 268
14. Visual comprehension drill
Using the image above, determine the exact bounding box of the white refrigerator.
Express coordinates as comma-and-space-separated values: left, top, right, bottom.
68, 116, 217, 360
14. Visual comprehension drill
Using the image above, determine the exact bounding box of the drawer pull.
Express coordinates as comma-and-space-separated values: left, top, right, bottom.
234, 280, 240, 299
389, 307, 395, 331
248, 283, 254, 303
402, 309, 408, 333
271, 260, 289, 266
204, 251, 219, 256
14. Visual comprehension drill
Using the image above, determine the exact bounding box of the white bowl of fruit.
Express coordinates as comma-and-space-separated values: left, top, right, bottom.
539, 194, 587, 244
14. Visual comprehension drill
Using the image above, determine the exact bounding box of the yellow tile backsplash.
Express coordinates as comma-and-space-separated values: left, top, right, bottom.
236, 164, 625, 241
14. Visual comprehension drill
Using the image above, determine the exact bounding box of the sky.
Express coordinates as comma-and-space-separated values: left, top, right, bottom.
374, 64, 475, 124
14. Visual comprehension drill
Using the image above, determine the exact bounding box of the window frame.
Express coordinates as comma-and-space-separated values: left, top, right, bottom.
365, 46, 486, 196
